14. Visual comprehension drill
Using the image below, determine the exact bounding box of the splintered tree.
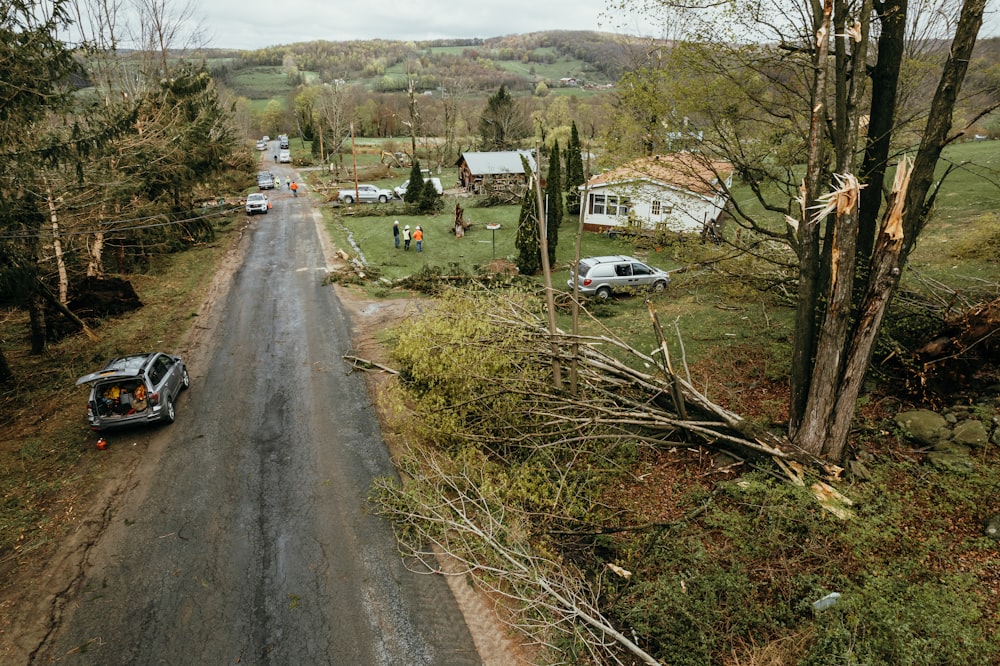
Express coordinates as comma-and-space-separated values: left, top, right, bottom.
613, 0, 991, 461
0, 0, 86, 364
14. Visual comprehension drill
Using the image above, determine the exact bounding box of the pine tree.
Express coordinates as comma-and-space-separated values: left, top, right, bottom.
418, 177, 442, 214
478, 84, 528, 151
514, 186, 541, 276
405, 159, 424, 203
545, 141, 563, 265
565, 122, 585, 215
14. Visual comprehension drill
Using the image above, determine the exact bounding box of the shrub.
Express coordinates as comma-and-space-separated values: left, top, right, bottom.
804, 574, 994, 666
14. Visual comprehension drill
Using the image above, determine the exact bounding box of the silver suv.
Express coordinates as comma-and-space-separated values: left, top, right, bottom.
567, 255, 670, 299
76, 352, 190, 431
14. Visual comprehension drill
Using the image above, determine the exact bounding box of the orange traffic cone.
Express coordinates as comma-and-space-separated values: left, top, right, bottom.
96, 437, 108, 450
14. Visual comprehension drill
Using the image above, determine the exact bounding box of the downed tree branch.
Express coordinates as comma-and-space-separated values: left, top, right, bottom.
374, 445, 663, 665
342, 354, 399, 374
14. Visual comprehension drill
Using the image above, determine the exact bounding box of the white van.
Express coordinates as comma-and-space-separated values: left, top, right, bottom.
567, 255, 671, 299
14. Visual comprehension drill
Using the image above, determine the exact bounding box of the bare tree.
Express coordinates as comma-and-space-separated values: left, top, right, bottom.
127, 0, 206, 80
611, 0, 990, 461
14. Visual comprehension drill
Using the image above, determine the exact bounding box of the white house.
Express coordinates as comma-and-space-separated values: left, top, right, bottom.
579, 153, 733, 236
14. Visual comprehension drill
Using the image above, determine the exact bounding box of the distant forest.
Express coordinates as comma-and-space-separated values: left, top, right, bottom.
204, 31, 642, 94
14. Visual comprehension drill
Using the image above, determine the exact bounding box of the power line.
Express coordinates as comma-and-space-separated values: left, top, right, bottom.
0, 206, 238, 240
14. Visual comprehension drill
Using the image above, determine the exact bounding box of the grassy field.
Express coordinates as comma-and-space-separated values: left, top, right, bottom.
305, 137, 998, 387
228, 65, 298, 99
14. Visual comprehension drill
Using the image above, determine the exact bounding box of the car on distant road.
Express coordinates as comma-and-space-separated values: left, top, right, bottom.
76, 352, 190, 431
567, 255, 671, 299
279, 137, 290, 149
262, 135, 270, 142
257, 171, 275, 189
256, 139, 267, 151
338, 184, 393, 204
279, 150, 291, 163
246, 192, 270, 214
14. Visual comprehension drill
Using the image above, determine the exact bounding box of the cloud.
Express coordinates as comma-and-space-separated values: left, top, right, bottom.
196, 0, 628, 50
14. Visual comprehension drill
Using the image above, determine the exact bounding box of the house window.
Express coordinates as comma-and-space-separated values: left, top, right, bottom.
591, 193, 606, 215
651, 200, 661, 216
590, 193, 631, 216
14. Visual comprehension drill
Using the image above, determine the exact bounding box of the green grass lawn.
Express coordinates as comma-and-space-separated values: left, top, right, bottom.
313, 137, 996, 375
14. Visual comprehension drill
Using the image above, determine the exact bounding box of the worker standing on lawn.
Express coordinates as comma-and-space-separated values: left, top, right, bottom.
414, 225, 423, 252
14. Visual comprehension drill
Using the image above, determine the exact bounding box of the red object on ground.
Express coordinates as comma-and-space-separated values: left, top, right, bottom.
96, 438, 108, 450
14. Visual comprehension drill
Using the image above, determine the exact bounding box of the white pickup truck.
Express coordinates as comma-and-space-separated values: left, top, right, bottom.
338, 184, 393, 204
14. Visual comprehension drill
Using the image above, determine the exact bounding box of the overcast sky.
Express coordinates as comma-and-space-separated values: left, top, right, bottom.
192, 0, 651, 51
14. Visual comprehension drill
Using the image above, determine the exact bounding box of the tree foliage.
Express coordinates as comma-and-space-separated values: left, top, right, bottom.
544, 141, 563, 265
0, 1, 246, 378
564, 121, 585, 215
478, 84, 530, 151
515, 185, 541, 275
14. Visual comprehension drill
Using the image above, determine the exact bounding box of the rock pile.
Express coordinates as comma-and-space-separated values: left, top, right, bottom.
894, 405, 999, 540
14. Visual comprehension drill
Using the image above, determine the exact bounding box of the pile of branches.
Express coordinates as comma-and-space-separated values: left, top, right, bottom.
361, 288, 846, 665
878, 271, 1000, 404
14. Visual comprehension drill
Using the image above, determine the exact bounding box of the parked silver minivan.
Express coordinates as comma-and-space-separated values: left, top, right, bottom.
567, 255, 671, 299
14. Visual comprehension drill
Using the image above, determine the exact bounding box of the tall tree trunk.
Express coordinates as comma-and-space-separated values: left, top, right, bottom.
856, 0, 907, 265
45, 178, 69, 303
825, 164, 911, 456
28, 292, 47, 354
900, 0, 986, 259
789, 0, 834, 437
792, 0, 985, 461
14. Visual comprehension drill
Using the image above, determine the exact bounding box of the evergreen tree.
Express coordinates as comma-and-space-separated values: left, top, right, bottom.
544, 141, 564, 265
478, 84, 529, 151
418, 176, 442, 214
514, 185, 541, 275
565, 122, 585, 215
405, 159, 424, 203
0, 0, 86, 366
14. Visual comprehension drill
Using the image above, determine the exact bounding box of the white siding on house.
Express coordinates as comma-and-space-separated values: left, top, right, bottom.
583, 181, 728, 234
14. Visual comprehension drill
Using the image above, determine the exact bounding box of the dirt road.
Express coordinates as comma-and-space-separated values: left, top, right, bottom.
27, 173, 482, 664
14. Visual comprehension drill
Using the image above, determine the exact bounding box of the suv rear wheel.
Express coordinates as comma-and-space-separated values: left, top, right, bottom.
595, 286, 612, 300
343, 195, 354, 204
163, 397, 176, 424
